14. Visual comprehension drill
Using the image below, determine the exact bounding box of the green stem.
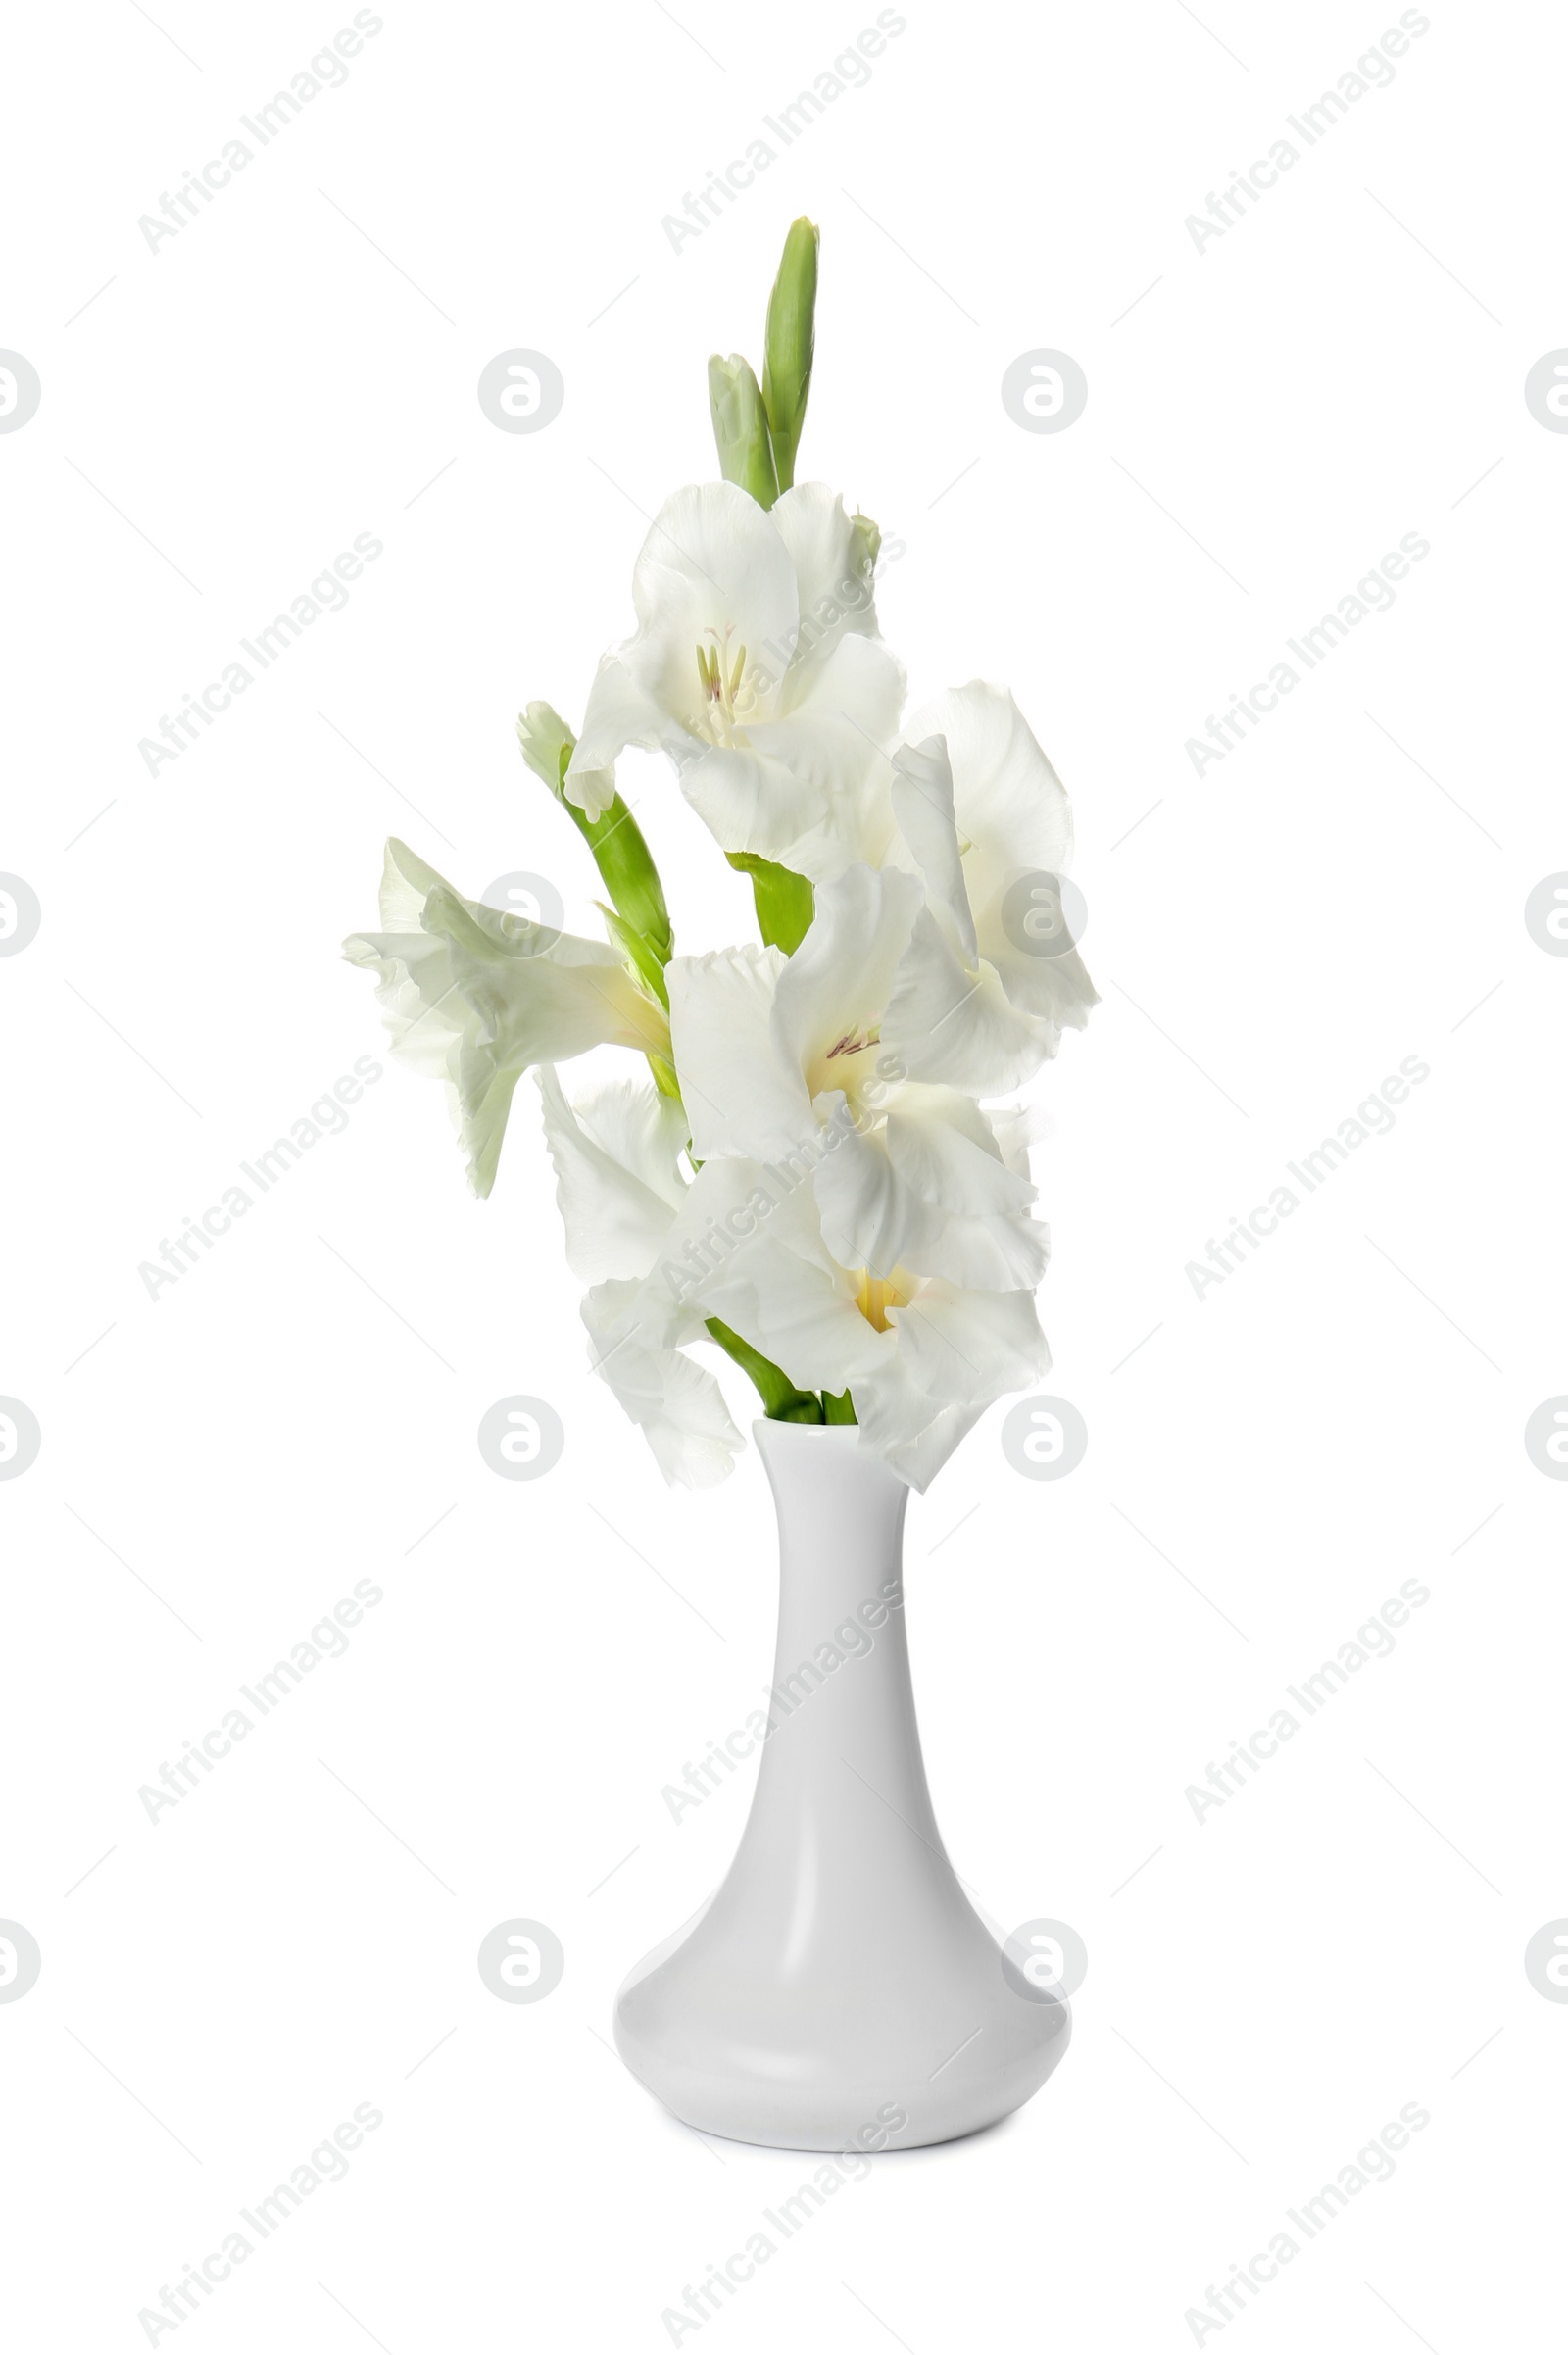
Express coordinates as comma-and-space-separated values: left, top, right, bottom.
705, 1318, 822, 1422
517, 706, 674, 1000
822, 1389, 857, 1424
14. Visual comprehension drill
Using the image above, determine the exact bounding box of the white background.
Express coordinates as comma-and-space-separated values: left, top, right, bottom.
3, 0, 1564, 2346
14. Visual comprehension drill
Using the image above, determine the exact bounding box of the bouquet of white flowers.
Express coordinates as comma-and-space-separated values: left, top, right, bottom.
345, 221, 1095, 1492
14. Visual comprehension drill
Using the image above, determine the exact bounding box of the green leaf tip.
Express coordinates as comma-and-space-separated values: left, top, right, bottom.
726, 852, 814, 956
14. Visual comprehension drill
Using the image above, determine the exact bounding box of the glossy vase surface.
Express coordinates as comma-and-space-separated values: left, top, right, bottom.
613, 1419, 1070, 2150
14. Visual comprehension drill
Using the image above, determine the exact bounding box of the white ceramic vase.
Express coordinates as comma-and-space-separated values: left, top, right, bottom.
613, 1419, 1070, 2151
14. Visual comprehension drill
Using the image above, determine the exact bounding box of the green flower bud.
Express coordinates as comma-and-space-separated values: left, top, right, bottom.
516, 700, 577, 797
762, 217, 819, 493
850, 509, 881, 573
708, 353, 779, 509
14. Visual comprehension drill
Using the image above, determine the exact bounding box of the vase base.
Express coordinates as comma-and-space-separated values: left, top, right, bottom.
612, 1895, 1071, 2153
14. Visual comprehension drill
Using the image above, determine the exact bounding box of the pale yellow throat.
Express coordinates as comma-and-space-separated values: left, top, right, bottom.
855, 1267, 912, 1332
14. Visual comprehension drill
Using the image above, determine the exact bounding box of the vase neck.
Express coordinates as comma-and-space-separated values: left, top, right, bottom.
754, 1419, 909, 1637
737, 1419, 948, 1887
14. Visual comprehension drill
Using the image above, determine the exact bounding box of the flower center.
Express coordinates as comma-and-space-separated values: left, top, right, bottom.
692, 632, 750, 748
855, 1265, 912, 1332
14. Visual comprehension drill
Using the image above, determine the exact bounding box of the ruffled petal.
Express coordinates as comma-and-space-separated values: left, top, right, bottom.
882, 907, 1058, 1096
769, 482, 882, 674
582, 1280, 743, 1489
890, 735, 976, 964
810, 1089, 1048, 1291
901, 682, 1097, 1042
666, 944, 809, 1163
906, 680, 1073, 880
771, 863, 922, 1104
890, 1279, 1049, 1408
535, 1067, 687, 1282
679, 632, 904, 874
565, 649, 666, 817
701, 1226, 890, 1397
852, 1356, 987, 1493
344, 840, 669, 1197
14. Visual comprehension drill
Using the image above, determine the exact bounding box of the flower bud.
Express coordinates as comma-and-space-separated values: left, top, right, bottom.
850, 509, 881, 574
762, 217, 819, 492
516, 700, 576, 797
708, 354, 779, 509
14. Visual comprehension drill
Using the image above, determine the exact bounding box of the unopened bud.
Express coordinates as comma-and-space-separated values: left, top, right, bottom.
762, 217, 819, 492
708, 353, 779, 509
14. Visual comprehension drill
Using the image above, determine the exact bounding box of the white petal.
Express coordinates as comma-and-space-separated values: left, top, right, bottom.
565, 482, 801, 812
986, 1100, 1050, 1181
811, 1090, 1047, 1290
629, 483, 800, 735
769, 482, 881, 672
677, 740, 831, 869
565, 650, 662, 816
890, 1280, 1049, 1408
771, 863, 922, 1103
903, 682, 1097, 1040
702, 1227, 889, 1396
571, 1074, 690, 1210
882, 907, 1056, 1096
852, 1357, 986, 1493
906, 680, 1073, 880
759, 628, 905, 800
891, 735, 975, 964
979, 925, 1099, 1040
596, 1157, 785, 1354
344, 843, 669, 1197
680, 632, 905, 874
535, 1067, 686, 1282
375, 836, 447, 930
582, 1281, 742, 1489
666, 944, 809, 1163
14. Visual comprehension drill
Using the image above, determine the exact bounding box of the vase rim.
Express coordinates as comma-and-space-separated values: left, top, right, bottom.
750, 1417, 864, 1442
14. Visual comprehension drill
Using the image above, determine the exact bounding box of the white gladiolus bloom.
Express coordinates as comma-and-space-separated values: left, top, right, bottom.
644, 864, 1052, 1486
564, 481, 904, 883
698, 1184, 1050, 1492
343, 839, 670, 1198
595, 1137, 1049, 1494
669, 863, 1047, 1289
886, 684, 1097, 1084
